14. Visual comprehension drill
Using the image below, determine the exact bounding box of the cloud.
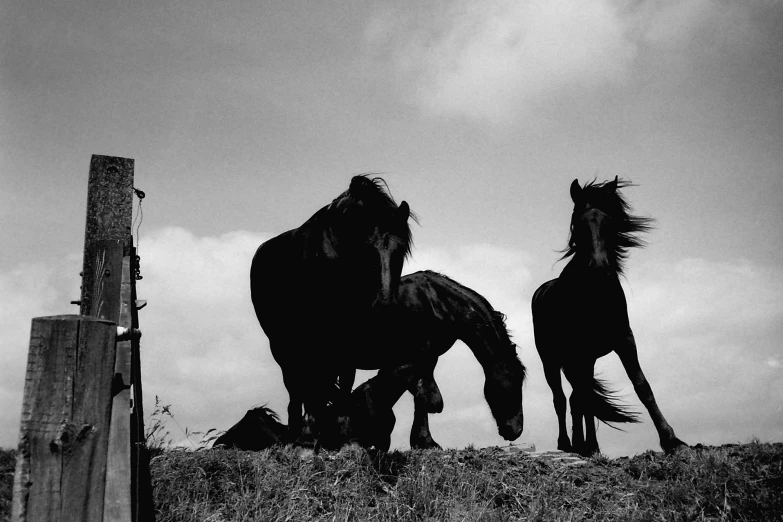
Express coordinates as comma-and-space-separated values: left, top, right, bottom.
593, 257, 783, 454
0, 257, 81, 448
364, 0, 635, 123
362, 0, 773, 124
2, 229, 780, 456
136, 227, 283, 443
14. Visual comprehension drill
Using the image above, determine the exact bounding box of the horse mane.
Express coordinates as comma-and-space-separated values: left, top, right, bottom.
250, 404, 282, 423
420, 270, 526, 378
489, 310, 527, 380
330, 174, 419, 258
561, 178, 654, 275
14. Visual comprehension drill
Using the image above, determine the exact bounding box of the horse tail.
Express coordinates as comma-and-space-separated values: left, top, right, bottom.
581, 374, 641, 426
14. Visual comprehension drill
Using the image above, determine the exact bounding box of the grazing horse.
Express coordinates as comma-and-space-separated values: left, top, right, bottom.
532, 177, 687, 457
250, 175, 413, 443
361, 270, 527, 449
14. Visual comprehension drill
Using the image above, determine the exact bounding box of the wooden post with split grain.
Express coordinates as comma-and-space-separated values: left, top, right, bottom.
12, 155, 154, 521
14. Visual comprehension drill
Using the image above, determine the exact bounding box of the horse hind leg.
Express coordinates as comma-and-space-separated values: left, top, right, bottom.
584, 412, 598, 456
564, 362, 601, 457
569, 391, 588, 456
616, 333, 687, 454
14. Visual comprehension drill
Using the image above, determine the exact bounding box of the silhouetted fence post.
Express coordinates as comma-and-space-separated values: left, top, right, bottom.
12, 155, 153, 521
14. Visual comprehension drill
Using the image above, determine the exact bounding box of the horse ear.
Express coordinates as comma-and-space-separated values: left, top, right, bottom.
349, 176, 364, 193
570, 179, 581, 203
609, 175, 619, 191
398, 200, 410, 222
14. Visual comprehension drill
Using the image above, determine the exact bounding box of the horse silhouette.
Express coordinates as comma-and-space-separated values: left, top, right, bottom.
340, 270, 527, 449
213, 406, 288, 450
250, 175, 413, 443
532, 177, 687, 457
332, 364, 419, 451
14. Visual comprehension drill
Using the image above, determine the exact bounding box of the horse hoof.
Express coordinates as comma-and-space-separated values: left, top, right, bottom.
664, 439, 689, 455
411, 438, 441, 450
557, 440, 573, 453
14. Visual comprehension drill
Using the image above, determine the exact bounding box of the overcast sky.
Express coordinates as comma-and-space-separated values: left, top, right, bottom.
1, 0, 781, 457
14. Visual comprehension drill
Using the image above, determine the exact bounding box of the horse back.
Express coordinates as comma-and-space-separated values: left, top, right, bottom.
400, 271, 508, 345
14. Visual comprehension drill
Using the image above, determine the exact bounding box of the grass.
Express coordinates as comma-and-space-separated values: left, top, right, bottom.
144, 441, 783, 521
1, 403, 780, 521
1, 441, 781, 521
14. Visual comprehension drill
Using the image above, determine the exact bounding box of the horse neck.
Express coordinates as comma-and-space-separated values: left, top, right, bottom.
561, 253, 620, 280
420, 273, 515, 375
459, 324, 513, 377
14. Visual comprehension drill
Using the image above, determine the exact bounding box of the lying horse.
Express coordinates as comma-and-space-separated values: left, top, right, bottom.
213, 406, 288, 450
355, 270, 527, 449
532, 178, 687, 456
212, 373, 408, 451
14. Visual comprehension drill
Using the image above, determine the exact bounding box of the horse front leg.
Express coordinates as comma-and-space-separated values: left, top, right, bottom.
542, 362, 572, 452
413, 357, 443, 414
409, 397, 441, 449
580, 360, 600, 456
569, 391, 587, 456
616, 332, 687, 454
281, 369, 306, 444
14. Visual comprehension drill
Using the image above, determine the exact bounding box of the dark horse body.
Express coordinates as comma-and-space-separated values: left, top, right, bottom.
250, 176, 413, 443
532, 178, 686, 457
363, 270, 527, 449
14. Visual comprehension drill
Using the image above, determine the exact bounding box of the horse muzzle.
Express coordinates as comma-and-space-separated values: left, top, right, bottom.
499, 417, 523, 441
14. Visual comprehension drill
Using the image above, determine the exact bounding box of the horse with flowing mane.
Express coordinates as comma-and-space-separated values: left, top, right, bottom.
346, 270, 527, 449
250, 175, 413, 443
532, 177, 687, 457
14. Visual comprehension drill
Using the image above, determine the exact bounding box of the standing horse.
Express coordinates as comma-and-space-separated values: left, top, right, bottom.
251, 175, 413, 443
532, 177, 687, 457
361, 270, 527, 449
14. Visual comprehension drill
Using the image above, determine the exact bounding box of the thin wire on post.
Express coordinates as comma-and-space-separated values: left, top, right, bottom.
132, 188, 145, 280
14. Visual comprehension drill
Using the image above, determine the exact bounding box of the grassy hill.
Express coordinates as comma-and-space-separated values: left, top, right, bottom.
2, 441, 781, 521
149, 441, 781, 521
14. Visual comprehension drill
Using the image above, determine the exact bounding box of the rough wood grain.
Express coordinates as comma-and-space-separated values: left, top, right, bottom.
103, 254, 133, 522
80, 155, 133, 318
12, 315, 117, 522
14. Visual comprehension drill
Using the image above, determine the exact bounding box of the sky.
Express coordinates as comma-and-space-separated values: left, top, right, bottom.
1, 0, 781, 458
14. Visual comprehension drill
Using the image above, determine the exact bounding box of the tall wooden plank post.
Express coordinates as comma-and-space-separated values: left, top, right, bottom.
12, 155, 154, 521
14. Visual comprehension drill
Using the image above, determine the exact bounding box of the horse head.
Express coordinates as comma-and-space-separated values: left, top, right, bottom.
569, 177, 617, 272
565, 177, 653, 276
484, 354, 526, 441
328, 175, 414, 312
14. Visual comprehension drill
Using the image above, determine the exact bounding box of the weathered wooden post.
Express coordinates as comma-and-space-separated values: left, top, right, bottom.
12, 155, 153, 521
12, 316, 118, 521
